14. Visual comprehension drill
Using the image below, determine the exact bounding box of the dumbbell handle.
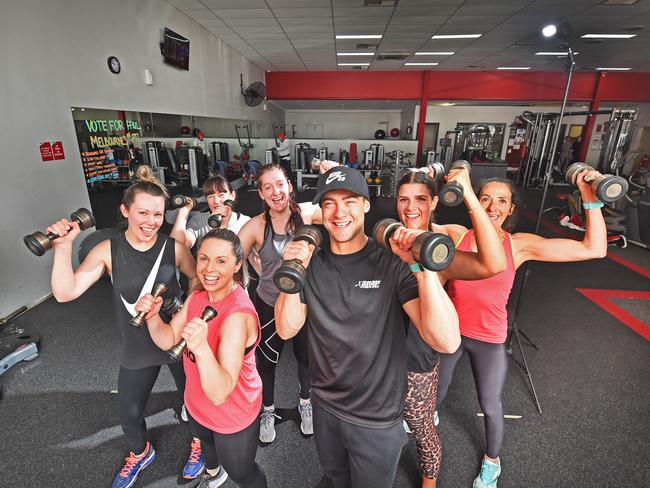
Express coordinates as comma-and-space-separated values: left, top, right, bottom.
167, 306, 217, 361
130, 283, 168, 328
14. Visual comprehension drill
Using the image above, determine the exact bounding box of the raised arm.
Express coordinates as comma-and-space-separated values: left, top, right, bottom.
275, 239, 313, 339
170, 201, 197, 249
514, 169, 607, 266
391, 227, 459, 353
188, 312, 256, 405
49, 219, 109, 302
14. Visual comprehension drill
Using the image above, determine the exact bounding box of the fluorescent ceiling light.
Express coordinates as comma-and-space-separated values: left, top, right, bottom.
337, 52, 375, 56
497, 67, 531, 70
596, 67, 632, 70
535, 51, 579, 56
431, 34, 482, 39
439, 102, 456, 106
542, 24, 557, 37
415, 51, 455, 55
581, 34, 636, 39
337, 62, 371, 66
404, 62, 439, 66
336, 34, 382, 39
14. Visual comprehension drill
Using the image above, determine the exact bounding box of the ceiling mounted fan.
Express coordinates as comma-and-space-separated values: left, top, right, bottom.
240, 74, 266, 107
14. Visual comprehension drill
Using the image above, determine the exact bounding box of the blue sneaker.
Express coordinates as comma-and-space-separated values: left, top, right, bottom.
473, 458, 501, 488
111, 442, 156, 488
182, 437, 205, 480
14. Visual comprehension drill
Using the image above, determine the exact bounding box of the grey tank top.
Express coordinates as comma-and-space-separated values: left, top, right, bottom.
256, 215, 294, 306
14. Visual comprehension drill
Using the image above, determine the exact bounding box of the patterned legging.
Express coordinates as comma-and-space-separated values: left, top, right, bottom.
403, 361, 441, 480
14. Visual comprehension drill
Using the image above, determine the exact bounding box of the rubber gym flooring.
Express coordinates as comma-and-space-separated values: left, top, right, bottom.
1, 182, 648, 487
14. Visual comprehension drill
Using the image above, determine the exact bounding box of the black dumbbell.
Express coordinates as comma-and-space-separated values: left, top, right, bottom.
170, 195, 199, 209
565, 163, 629, 203
161, 295, 183, 316
130, 283, 167, 328
439, 160, 471, 207
24, 208, 96, 256
373, 218, 455, 271
167, 305, 217, 361
207, 199, 235, 228
273, 225, 322, 294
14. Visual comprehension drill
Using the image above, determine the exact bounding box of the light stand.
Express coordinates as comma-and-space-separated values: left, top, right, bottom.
507, 21, 576, 414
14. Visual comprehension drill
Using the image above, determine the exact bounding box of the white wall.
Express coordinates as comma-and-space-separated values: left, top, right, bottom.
0, 0, 282, 315
285, 110, 403, 140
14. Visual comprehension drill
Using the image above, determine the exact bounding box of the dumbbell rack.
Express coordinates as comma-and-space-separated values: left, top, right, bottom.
381, 151, 413, 197
360, 169, 382, 197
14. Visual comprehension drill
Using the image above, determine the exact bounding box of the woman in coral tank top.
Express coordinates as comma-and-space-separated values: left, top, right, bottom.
439, 171, 607, 488
136, 228, 267, 488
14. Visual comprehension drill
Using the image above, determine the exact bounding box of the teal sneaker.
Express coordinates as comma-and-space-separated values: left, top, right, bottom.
473, 458, 501, 488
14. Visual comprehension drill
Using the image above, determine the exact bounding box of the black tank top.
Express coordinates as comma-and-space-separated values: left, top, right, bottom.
110, 232, 182, 369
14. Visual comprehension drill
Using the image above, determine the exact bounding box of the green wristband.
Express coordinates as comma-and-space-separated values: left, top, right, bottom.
582, 200, 604, 210
410, 263, 424, 273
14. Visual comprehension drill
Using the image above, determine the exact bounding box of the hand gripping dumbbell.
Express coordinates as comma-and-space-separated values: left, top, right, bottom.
564, 163, 629, 203
439, 160, 472, 207
273, 225, 322, 294
167, 305, 217, 361
373, 218, 455, 271
170, 195, 199, 210
24, 208, 96, 256
130, 283, 168, 327
207, 199, 235, 229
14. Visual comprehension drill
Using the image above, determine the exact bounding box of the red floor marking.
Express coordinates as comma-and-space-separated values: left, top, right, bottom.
517, 207, 650, 278
576, 289, 650, 341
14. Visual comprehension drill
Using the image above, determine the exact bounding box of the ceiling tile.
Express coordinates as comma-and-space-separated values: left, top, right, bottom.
271, 8, 333, 17
201, 0, 268, 8
214, 8, 272, 18
224, 18, 280, 27
333, 7, 394, 17
166, 0, 205, 9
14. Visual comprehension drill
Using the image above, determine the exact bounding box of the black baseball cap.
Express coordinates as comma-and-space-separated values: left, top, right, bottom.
312, 166, 370, 205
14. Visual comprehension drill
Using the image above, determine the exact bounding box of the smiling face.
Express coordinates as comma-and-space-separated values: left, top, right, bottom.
121, 191, 166, 243
258, 168, 293, 212
397, 182, 439, 231
196, 237, 242, 297
206, 188, 235, 217
478, 181, 515, 229
321, 189, 369, 249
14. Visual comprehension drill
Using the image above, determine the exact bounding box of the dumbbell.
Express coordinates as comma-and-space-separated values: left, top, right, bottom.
24, 208, 96, 256
273, 225, 322, 294
207, 199, 235, 228
564, 163, 629, 203
439, 160, 471, 207
161, 295, 183, 316
130, 283, 168, 327
373, 218, 455, 271
167, 305, 217, 361
170, 195, 199, 209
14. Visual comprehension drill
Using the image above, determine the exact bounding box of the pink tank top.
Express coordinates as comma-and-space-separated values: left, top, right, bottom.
447, 229, 516, 344
183, 287, 262, 434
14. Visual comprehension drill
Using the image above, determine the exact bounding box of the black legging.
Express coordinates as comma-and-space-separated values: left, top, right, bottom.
437, 335, 508, 459
253, 294, 310, 406
118, 361, 186, 453
188, 413, 267, 488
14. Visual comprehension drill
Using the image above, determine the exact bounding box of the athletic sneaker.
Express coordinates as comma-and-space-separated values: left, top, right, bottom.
298, 400, 314, 435
259, 409, 280, 443
181, 438, 205, 480
472, 458, 501, 488
433, 410, 440, 427
196, 466, 229, 488
111, 442, 156, 488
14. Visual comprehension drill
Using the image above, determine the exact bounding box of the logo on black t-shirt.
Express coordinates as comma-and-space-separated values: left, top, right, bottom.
353, 280, 381, 289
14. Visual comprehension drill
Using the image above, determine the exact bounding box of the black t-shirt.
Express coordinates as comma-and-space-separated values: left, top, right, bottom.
110, 232, 182, 369
406, 322, 439, 373
300, 238, 418, 428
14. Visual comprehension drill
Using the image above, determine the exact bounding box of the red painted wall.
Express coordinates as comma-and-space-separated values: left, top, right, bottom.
266, 70, 650, 103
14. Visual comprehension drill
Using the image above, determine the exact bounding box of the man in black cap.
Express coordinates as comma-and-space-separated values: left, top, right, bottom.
275, 166, 460, 488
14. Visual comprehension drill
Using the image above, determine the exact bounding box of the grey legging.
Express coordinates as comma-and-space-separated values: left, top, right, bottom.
437, 335, 508, 459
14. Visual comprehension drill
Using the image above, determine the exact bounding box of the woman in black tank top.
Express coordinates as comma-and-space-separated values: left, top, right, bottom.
46, 167, 203, 488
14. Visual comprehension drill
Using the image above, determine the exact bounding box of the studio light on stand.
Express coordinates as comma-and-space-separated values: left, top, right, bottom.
506, 19, 575, 414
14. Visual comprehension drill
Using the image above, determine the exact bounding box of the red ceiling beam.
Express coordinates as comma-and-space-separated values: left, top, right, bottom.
266, 70, 650, 103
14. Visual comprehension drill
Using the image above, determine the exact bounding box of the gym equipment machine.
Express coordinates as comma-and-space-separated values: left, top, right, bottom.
373, 219, 455, 271
265, 147, 278, 165
145, 141, 183, 185
175, 145, 208, 191
381, 150, 414, 197
24, 208, 95, 256
167, 306, 217, 360
294, 143, 316, 172
273, 225, 322, 294
210, 141, 230, 164
318, 145, 329, 161
130, 283, 167, 327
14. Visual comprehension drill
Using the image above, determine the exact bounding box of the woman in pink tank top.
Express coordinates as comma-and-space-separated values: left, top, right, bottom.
135, 228, 267, 488
439, 171, 607, 488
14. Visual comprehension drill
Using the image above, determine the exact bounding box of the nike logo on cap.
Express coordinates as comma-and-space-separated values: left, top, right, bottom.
120, 241, 167, 317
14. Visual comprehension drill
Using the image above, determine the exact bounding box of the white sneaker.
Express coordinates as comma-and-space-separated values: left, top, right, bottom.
433, 410, 440, 427
298, 400, 314, 436
197, 466, 228, 487
259, 409, 280, 443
